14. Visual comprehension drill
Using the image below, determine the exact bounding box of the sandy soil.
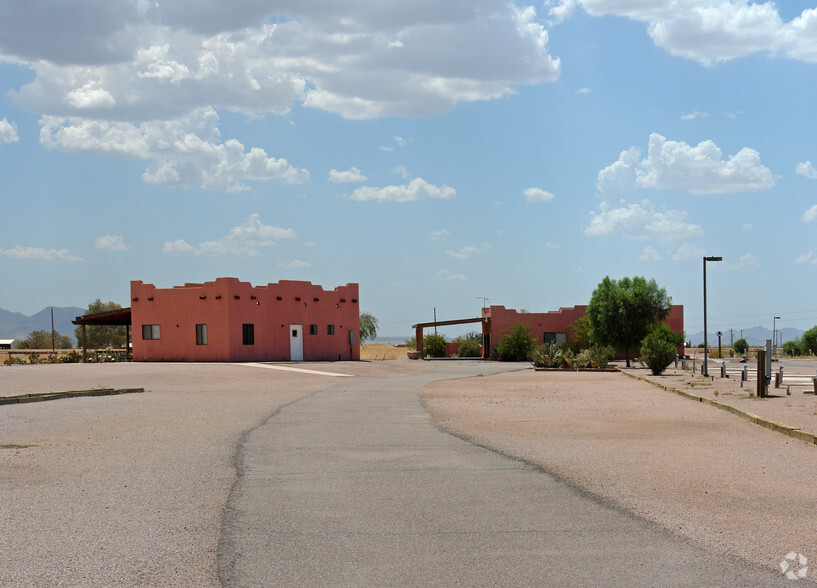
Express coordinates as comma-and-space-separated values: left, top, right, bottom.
423, 368, 817, 576
360, 343, 412, 360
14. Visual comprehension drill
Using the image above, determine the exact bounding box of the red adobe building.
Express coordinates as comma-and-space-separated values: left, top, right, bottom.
481, 304, 685, 357
130, 278, 360, 362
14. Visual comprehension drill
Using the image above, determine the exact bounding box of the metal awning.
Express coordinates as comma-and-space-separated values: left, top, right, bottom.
72, 307, 132, 362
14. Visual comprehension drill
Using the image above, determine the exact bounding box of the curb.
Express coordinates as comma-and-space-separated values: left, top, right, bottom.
0, 388, 144, 406
619, 370, 817, 446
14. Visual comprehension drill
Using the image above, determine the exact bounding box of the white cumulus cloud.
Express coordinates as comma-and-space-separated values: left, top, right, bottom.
445, 245, 486, 260
328, 167, 368, 183
671, 242, 706, 261
437, 269, 468, 281
796, 161, 817, 179
639, 246, 663, 261
576, 1, 817, 66
803, 205, 817, 223
95, 234, 130, 251
598, 133, 774, 196
40, 107, 309, 192
163, 214, 296, 256
0, 245, 82, 262
524, 187, 555, 203
585, 201, 703, 240
0, 118, 19, 144
5, 2, 561, 122
350, 177, 455, 203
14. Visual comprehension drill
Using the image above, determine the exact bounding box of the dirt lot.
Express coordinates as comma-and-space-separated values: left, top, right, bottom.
423, 367, 817, 577
360, 343, 411, 360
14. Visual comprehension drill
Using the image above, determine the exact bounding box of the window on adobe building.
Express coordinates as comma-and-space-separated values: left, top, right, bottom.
196, 324, 208, 345
142, 324, 160, 340
543, 332, 567, 344
310, 324, 318, 335
242, 324, 254, 345
327, 325, 335, 335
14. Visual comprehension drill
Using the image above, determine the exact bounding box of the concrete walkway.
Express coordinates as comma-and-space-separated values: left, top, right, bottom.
218, 363, 793, 586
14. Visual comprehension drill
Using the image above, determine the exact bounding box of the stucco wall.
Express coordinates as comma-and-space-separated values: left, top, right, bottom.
131, 278, 360, 362
483, 304, 685, 357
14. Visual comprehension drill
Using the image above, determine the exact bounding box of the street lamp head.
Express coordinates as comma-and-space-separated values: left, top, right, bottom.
774, 316, 781, 319
704, 256, 723, 262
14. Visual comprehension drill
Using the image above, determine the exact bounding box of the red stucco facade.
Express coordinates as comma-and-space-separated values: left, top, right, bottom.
131, 278, 360, 362
481, 304, 685, 358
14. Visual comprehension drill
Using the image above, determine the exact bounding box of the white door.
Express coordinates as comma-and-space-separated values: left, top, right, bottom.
289, 325, 303, 361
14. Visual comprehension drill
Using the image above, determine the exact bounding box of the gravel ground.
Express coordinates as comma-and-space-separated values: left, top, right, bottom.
422, 368, 817, 578
0, 362, 427, 586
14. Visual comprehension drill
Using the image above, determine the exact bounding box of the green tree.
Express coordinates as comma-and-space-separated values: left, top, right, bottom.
494, 323, 537, 362
422, 333, 447, 358
565, 315, 591, 353
587, 276, 672, 367
16, 330, 73, 349
359, 312, 378, 344
74, 299, 126, 349
733, 338, 749, 355
801, 326, 817, 355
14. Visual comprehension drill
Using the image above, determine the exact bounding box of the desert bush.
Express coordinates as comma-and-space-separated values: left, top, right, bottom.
782, 340, 802, 357
573, 349, 593, 369
59, 350, 83, 363
3, 356, 25, 366
457, 338, 482, 357
639, 329, 677, 375
494, 324, 537, 362
531, 342, 560, 368
588, 344, 614, 368
422, 333, 447, 358
733, 338, 749, 355
404, 337, 416, 350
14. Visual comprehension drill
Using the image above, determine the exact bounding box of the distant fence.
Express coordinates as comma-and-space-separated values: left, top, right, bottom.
1, 348, 129, 364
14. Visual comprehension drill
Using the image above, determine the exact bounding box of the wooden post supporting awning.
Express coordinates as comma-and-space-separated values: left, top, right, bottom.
411, 316, 488, 358
72, 307, 132, 363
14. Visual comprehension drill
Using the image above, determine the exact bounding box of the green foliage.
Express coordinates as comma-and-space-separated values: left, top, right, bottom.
782, 340, 802, 357
453, 332, 482, 343
639, 327, 678, 375
74, 299, 126, 349
494, 323, 537, 362
59, 350, 83, 363
587, 276, 672, 367
457, 338, 482, 357
532, 342, 612, 369
359, 312, 378, 343
422, 333, 447, 358
564, 315, 591, 353
15, 330, 73, 350
733, 338, 749, 355
404, 336, 416, 350
801, 326, 817, 356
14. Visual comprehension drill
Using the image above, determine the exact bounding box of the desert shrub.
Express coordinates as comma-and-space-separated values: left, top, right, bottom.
733, 338, 749, 355
573, 349, 593, 369
588, 344, 614, 368
404, 337, 416, 350
494, 324, 537, 362
422, 333, 447, 358
457, 338, 482, 358
59, 350, 83, 363
640, 329, 677, 375
782, 340, 802, 357
531, 342, 560, 368
3, 356, 25, 366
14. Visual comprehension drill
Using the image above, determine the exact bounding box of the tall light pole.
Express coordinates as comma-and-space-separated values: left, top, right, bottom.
773, 316, 780, 356
703, 256, 722, 377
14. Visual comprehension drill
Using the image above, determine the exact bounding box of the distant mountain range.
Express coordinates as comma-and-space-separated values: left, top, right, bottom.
687, 326, 805, 347
0, 307, 84, 343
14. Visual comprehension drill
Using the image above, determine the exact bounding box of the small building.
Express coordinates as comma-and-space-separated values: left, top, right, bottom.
0, 339, 13, 350
130, 278, 360, 362
482, 304, 684, 357
413, 304, 685, 358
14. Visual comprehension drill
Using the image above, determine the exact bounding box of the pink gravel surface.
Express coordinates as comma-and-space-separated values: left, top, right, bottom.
422, 368, 817, 577
0, 361, 428, 587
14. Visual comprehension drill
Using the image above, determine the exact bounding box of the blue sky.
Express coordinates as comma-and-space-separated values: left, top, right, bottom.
1, 1, 817, 339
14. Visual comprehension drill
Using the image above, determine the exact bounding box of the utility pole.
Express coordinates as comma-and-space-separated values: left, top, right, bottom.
730, 328, 733, 347
50, 307, 56, 361
433, 307, 437, 335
